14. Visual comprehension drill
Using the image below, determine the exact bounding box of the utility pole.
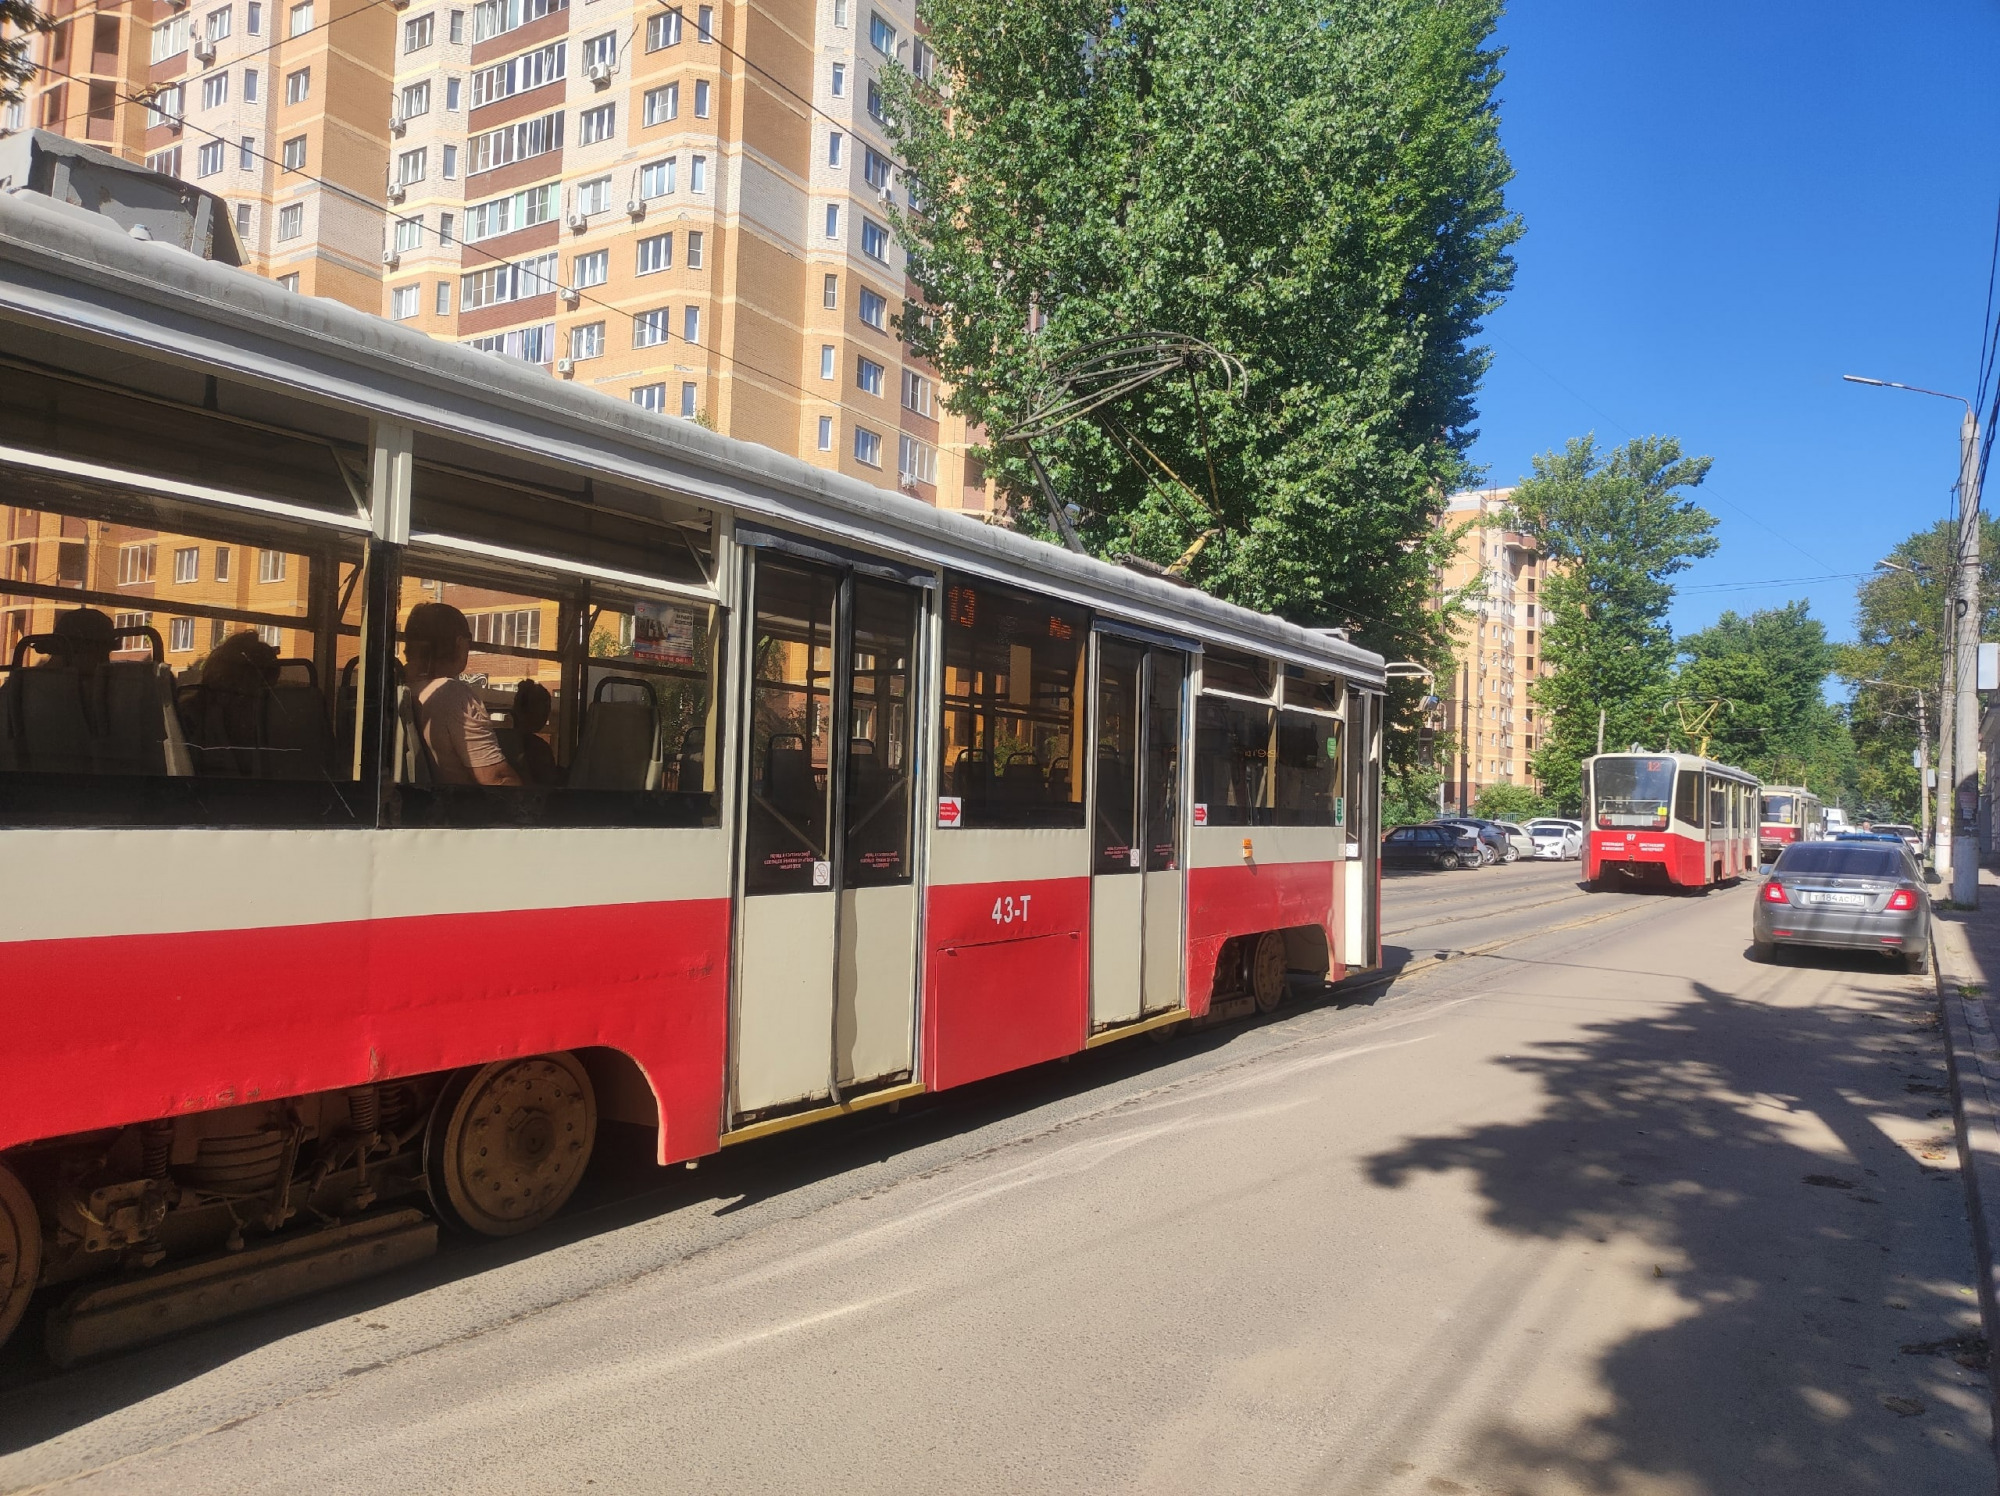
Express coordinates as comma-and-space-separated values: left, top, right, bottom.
1917, 688, 1931, 854
1953, 403, 1983, 906
1596, 708, 1606, 757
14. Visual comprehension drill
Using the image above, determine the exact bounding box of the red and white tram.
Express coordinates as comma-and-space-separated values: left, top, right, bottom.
1756, 784, 1824, 862
1583, 751, 1760, 890
0, 191, 1385, 1359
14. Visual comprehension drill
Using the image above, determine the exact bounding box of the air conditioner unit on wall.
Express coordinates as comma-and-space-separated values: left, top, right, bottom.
559, 285, 579, 306
625, 199, 644, 219
192, 37, 215, 61
586, 61, 613, 86
556, 358, 575, 375
389, 111, 405, 135
566, 211, 587, 231
386, 181, 405, 202
382, 248, 399, 267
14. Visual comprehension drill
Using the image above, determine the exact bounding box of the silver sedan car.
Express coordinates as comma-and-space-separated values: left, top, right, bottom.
1752, 840, 1931, 973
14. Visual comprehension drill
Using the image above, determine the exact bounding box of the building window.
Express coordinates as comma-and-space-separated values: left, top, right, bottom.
693, 78, 710, 117
201, 73, 229, 110
145, 86, 185, 129
828, 131, 842, 167
449, 7, 463, 42
401, 79, 431, 117
238, 136, 254, 169
462, 182, 558, 241
687, 230, 703, 268
118, 542, 157, 586
830, 61, 844, 97
277, 203, 303, 239
860, 218, 889, 262
855, 356, 883, 396
173, 547, 199, 584
393, 214, 423, 251
639, 157, 675, 197
632, 383, 665, 412
114, 612, 154, 647
196, 140, 225, 177
866, 78, 883, 122
574, 247, 608, 287
440, 211, 455, 241
582, 30, 616, 69
396, 146, 427, 184
824, 203, 839, 239
858, 286, 886, 329
234, 201, 252, 235
391, 283, 422, 319
442, 143, 457, 178
901, 368, 932, 416
644, 7, 681, 49
287, 1, 311, 37
281, 135, 306, 170
403, 12, 434, 50
578, 102, 615, 143
817, 415, 833, 450
633, 309, 669, 348
277, 273, 300, 291
863, 145, 891, 192
247, 1, 261, 34
259, 548, 288, 583
284, 66, 309, 103
243, 67, 258, 101
447, 76, 461, 109
168, 616, 196, 654
853, 426, 882, 467
464, 323, 556, 363
823, 273, 838, 309
151, 12, 192, 61
459, 251, 558, 309
689, 154, 707, 192
636, 231, 672, 273
868, 12, 895, 55
897, 433, 936, 486
469, 40, 566, 106
820, 344, 835, 379
680, 381, 697, 418
696, 4, 712, 40
472, 0, 569, 45
576, 174, 611, 214
435, 280, 451, 315
833, 0, 846, 25
213, 546, 232, 582
570, 321, 604, 359
682, 305, 699, 344
643, 82, 678, 124
468, 110, 563, 175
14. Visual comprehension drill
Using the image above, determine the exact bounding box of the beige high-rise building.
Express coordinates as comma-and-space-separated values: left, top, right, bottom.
10, 0, 988, 509
1433, 486, 1553, 813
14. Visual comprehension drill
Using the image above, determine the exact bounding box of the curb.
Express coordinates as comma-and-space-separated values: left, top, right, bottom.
1932, 908, 2000, 1481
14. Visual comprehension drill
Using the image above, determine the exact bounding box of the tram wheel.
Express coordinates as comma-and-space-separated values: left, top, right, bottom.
1251, 931, 1289, 1014
0, 1159, 41, 1354
426, 1053, 597, 1237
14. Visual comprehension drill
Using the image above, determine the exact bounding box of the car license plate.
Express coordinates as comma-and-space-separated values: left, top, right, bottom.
1803, 892, 1866, 907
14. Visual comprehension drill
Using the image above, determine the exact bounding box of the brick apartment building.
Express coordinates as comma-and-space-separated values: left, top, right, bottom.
7, 0, 987, 509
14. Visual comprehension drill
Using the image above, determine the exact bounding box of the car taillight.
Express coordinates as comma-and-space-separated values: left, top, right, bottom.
1886, 889, 1917, 912
1763, 881, 1788, 904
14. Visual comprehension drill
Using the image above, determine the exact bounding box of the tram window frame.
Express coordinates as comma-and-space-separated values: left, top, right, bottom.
388, 550, 723, 830
1193, 649, 1277, 828
1674, 768, 1700, 829
1274, 666, 1342, 828
0, 480, 370, 827
937, 573, 1087, 831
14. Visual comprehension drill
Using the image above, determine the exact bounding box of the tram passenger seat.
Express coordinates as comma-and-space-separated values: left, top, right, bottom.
1001, 752, 1046, 806
262, 679, 336, 780
570, 675, 661, 791
98, 656, 193, 776
0, 661, 94, 772
764, 732, 815, 821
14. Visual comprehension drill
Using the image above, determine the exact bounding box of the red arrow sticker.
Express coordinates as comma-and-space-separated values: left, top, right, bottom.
937, 796, 962, 828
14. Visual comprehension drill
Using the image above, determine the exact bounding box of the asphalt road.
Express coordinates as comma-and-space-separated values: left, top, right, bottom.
1, 862, 1991, 1495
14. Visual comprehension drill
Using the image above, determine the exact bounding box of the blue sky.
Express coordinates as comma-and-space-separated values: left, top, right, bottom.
1466, 2, 2000, 643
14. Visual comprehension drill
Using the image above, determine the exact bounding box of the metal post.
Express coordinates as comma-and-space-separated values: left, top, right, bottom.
1954, 406, 1983, 905
1917, 688, 1930, 856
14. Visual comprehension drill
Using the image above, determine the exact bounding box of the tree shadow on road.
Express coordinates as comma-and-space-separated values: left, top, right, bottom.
1350, 953, 1991, 1495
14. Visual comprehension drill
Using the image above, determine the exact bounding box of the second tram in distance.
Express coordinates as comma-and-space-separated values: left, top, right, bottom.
1583, 751, 1761, 890
1757, 785, 1825, 863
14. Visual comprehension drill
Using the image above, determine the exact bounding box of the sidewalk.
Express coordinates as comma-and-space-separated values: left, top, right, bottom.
1933, 864, 2000, 1471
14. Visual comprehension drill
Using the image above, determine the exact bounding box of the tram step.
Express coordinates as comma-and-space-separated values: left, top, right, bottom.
45, 1209, 438, 1367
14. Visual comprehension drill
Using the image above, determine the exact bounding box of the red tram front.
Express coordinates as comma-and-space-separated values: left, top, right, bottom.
1583, 751, 1760, 890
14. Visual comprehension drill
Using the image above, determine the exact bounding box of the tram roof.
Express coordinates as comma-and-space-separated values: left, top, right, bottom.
1586, 750, 1760, 783
0, 192, 1385, 689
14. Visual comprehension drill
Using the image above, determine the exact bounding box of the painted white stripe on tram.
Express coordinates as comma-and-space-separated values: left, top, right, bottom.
0, 827, 730, 943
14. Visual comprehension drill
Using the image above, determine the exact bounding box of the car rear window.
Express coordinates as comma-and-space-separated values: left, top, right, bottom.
1774, 845, 1904, 878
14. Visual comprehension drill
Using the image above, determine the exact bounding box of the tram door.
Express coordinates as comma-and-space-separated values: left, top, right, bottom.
733, 555, 924, 1116
1089, 638, 1190, 1029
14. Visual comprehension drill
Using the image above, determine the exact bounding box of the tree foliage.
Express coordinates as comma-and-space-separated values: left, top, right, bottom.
1838, 516, 2000, 822
3, 0, 49, 106
883, 0, 1519, 777
1473, 781, 1549, 822
1504, 434, 1718, 811
1669, 601, 1855, 800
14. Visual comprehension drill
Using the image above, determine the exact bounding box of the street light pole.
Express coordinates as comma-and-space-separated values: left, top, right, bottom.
1847, 375, 1983, 905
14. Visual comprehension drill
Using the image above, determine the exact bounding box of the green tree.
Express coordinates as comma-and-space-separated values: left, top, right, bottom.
1669, 600, 1855, 801
1383, 764, 1445, 825
1473, 782, 1548, 821
884, 0, 1518, 784
1838, 515, 2000, 822
1504, 434, 1718, 811
4, 0, 49, 105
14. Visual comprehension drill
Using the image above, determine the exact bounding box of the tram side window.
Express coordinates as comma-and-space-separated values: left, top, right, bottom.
938, 574, 1086, 830
1674, 768, 1701, 828
392, 563, 719, 828
1194, 650, 1277, 827
1708, 779, 1727, 831
0, 490, 366, 825
1273, 709, 1340, 826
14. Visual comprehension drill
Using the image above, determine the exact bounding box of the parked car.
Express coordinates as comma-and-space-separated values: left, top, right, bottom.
1526, 818, 1584, 860
1490, 822, 1536, 863
1870, 823, 1924, 858
1824, 808, 1850, 834
1433, 817, 1509, 865
1382, 823, 1484, 870
1752, 840, 1930, 973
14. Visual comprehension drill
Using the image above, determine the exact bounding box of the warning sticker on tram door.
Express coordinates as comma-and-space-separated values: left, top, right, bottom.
1193, 804, 1209, 827
937, 797, 963, 828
